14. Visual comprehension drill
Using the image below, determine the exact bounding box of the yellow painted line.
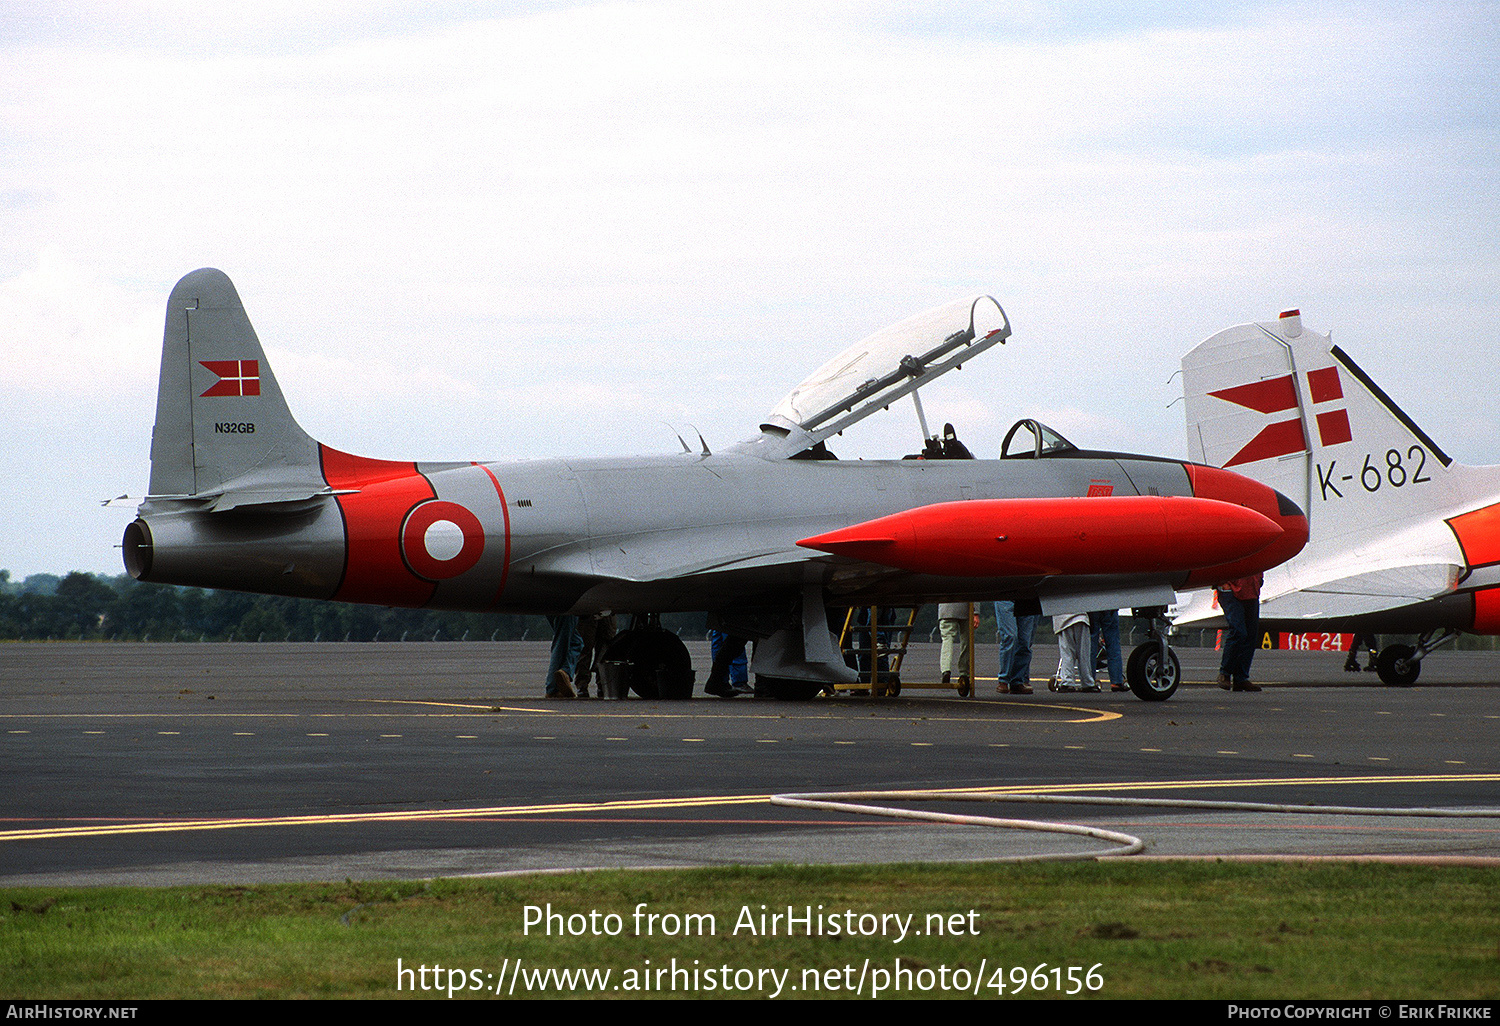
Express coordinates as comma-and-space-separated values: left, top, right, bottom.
0, 794, 773, 842
358, 699, 1119, 724
358, 700, 562, 714
1217, 751, 1238, 755
6, 773, 1496, 845
0, 702, 1120, 725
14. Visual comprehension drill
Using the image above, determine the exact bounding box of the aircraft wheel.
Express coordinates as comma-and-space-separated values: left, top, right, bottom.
603, 628, 694, 699
1126, 643, 1180, 701
1375, 644, 1421, 687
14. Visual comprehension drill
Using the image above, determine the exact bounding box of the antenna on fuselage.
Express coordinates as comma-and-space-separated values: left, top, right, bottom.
664, 423, 693, 453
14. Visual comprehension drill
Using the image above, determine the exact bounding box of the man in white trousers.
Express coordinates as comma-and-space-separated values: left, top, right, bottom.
1050, 611, 1099, 692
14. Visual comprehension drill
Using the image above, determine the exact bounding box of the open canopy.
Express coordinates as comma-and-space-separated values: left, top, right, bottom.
735, 295, 1010, 458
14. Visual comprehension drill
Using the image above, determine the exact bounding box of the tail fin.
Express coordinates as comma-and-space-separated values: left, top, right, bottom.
1180, 309, 1500, 623
1182, 309, 1469, 531
148, 268, 325, 510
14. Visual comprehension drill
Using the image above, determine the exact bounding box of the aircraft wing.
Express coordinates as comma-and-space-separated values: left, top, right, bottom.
1176, 562, 1465, 626
734, 296, 1010, 458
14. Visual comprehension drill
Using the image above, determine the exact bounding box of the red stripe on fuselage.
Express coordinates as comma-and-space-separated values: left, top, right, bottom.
321, 446, 436, 607
475, 462, 511, 605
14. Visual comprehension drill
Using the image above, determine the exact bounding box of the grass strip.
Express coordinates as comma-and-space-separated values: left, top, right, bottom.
3, 861, 1497, 999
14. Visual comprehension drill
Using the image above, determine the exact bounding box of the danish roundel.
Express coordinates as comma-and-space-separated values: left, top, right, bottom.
400, 500, 485, 581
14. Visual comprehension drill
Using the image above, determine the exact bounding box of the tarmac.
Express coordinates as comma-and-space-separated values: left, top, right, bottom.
1, 640, 1497, 885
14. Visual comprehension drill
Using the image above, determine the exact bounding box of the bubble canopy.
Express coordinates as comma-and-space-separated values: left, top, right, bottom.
749, 296, 1010, 457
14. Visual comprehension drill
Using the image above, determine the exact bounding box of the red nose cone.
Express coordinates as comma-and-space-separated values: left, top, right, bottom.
1181, 463, 1308, 587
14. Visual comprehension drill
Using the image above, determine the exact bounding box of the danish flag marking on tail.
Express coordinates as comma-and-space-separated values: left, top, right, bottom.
1210, 374, 1306, 466
1306, 366, 1343, 403
1211, 365, 1353, 467
200, 360, 260, 398
1210, 375, 1298, 415
1306, 366, 1352, 447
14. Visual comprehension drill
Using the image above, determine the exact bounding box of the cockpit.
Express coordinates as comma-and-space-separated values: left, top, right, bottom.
1000, 419, 1078, 459
733, 297, 1097, 464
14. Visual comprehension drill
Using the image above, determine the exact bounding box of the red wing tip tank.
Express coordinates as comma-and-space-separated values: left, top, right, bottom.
797, 494, 1301, 578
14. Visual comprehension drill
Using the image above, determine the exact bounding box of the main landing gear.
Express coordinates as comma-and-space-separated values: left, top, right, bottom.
1124, 607, 1180, 702
602, 614, 694, 699
1374, 629, 1460, 687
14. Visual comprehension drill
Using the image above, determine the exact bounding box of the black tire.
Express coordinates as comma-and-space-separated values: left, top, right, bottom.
602, 628, 695, 699
1126, 642, 1180, 701
1375, 643, 1421, 686
956, 677, 972, 697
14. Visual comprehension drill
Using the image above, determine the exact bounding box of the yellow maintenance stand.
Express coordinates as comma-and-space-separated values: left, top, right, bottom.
835, 604, 976, 697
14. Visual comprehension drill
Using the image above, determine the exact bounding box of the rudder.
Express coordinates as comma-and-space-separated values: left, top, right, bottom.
149, 268, 324, 509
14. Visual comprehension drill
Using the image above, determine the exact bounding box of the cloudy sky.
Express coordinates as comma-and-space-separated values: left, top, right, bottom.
2, 0, 1496, 578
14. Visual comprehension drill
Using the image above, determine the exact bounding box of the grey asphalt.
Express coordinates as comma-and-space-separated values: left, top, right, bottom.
1, 641, 1497, 885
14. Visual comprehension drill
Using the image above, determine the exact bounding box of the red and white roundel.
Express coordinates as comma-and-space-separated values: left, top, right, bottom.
400, 500, 485, 581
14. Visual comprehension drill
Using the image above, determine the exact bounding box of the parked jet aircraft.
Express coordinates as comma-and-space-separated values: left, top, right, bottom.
1176, 309, 1500, 685
122, 269, 1309, 700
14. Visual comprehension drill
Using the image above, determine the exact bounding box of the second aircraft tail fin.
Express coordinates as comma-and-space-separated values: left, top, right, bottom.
1182, 309, 1463, 534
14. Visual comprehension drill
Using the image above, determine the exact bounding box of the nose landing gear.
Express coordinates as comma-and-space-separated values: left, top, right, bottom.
1125, 607, 1179, 701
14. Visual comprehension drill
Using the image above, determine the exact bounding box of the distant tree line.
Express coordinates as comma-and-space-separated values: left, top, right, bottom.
0, 569, 697, 643
0, 570, 948, 645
